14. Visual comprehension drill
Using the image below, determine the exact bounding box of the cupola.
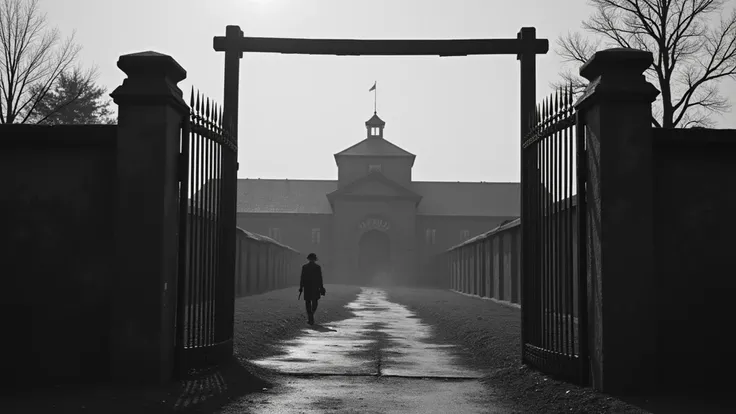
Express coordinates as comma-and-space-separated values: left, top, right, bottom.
365, 112, 385, 139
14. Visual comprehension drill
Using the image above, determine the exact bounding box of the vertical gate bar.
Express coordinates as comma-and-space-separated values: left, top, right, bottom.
547, 108, 554, 358
204, 130, 212, 345
522, 137, 539, 346
194, 101, 203, 348
198, 99, 208, 348
186, 107, 196, 351
200, 114, 208, 348
532, 137, 539, 348
542, 106, 548, 353
212, 135, 218, 344
551, 97, 558, 355
213, 130, 220, 344
545, 102, 552, 355
566, 86, 574, 359
536, 133, 543, 349
555, 92, 563, 356
576, 111, 589, 384
212, 129, 221, 344
539, 102, 546, 352
562, 88, 572, 357
215, 141, 223, 341
206, 128, 215, 345
188, 108, 198, 350
541, 115, 549, 349
552, 99, 559, 355
535, 128, 541, 349
175, 114, 191, 374
210, 114, 218, 345
210, 132, 218, 344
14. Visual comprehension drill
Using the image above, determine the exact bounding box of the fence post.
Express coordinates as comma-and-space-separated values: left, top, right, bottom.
574, 48, 660, 394
109, 52, 188, 384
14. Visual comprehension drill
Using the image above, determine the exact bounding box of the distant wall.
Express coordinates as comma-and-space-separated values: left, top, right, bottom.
440, 219, 524, 305
237, 213, 331, 274
234, 227, 302, 297
652, 128, 736, 392
0, 125, 117, 386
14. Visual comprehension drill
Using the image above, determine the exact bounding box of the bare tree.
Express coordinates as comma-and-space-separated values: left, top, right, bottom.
556, 0, 736, 128
0, 0, 91, 124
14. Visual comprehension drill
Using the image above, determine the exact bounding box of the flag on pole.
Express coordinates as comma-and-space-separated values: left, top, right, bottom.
369, 81, 376, 92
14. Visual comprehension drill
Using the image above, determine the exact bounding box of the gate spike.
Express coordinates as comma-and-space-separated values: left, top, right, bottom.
555, 88, 561, 117
206, 97, 211, 127
190, 87, 194, 108
196, 90, 201, 116
569, 83, 574, 113
543, 95, 549, 125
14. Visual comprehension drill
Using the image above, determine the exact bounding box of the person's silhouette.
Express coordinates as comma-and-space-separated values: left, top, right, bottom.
299, 253, 326, 325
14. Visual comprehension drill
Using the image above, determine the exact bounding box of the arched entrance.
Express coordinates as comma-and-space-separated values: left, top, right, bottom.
358, 230, 391, 286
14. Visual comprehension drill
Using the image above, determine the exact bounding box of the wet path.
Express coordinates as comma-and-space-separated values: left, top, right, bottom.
225, 288, 508, 413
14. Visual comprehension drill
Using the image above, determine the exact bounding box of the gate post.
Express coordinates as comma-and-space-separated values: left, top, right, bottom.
574, 48, 660, 394
109, 52, 188, 384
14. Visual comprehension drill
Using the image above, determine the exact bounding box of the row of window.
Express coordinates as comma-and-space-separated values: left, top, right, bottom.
267, 227, 471, 246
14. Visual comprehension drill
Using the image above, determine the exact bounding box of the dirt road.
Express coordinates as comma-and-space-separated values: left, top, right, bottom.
221, 288, 512, 413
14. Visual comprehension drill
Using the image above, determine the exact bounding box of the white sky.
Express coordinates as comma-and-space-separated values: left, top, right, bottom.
41, 0, 736, 182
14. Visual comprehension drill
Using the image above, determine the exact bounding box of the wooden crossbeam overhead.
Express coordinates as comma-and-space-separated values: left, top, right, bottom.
213, 36, 549, 56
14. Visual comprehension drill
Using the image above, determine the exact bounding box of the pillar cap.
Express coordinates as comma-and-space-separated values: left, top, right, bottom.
575, 48, 660, 108
110, 51, 188, 113
579, 48, 653, 82
117, 51, 186, 83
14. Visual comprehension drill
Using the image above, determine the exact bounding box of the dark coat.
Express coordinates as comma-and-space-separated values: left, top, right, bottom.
300, 261, 324, 301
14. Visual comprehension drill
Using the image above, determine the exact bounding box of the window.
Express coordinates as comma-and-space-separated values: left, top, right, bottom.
269, 227, 281, 241
371, 127, 380, 136
311, 228, 321, 244
461, 229, 470, 240
368, 164, 382, 173
425, 229, 436, 245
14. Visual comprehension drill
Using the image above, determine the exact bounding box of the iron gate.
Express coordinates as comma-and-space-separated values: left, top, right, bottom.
175, 90, 238, 377
520, 85, 589, 384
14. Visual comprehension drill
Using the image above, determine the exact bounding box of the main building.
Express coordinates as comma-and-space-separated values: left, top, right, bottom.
236, 112, 519, 286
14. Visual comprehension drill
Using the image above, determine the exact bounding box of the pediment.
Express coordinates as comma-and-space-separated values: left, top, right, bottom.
327, 172, 422, 203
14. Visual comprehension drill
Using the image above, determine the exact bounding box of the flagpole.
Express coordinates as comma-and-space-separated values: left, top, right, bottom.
374, 81, 377, 114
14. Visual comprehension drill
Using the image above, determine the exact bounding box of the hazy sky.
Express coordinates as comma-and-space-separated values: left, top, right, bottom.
41, 0, 736, 182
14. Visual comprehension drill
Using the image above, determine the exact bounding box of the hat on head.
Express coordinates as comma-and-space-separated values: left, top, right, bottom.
307, 253, 317, 261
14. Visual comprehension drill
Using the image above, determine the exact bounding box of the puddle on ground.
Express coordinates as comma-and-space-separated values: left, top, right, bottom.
251, 287, 482, 379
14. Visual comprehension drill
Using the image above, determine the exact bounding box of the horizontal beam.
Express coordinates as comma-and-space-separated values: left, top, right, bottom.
213, 37, 549, 56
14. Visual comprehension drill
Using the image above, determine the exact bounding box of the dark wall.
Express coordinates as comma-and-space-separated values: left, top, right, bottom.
0, 125, 117, 387
653, 128, 736, 393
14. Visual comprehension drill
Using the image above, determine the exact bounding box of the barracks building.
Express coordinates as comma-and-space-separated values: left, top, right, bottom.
235, 112, 520, 286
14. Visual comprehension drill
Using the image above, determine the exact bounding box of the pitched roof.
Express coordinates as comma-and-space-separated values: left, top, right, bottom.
237, 179, 519, 217
237, 179, 336, 214
412, 181, 520, 217
334, 137, 415, 158
365, 113, 386, 127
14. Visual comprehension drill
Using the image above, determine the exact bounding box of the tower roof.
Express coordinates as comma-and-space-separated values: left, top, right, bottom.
365, 113, 385, 127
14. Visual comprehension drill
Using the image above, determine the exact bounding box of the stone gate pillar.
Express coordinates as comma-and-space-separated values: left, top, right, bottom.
109, 52, 188, 384
574, 48, 660, 394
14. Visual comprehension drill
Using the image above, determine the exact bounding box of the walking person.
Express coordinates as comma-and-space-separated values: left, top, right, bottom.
299, 253, 326, 325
